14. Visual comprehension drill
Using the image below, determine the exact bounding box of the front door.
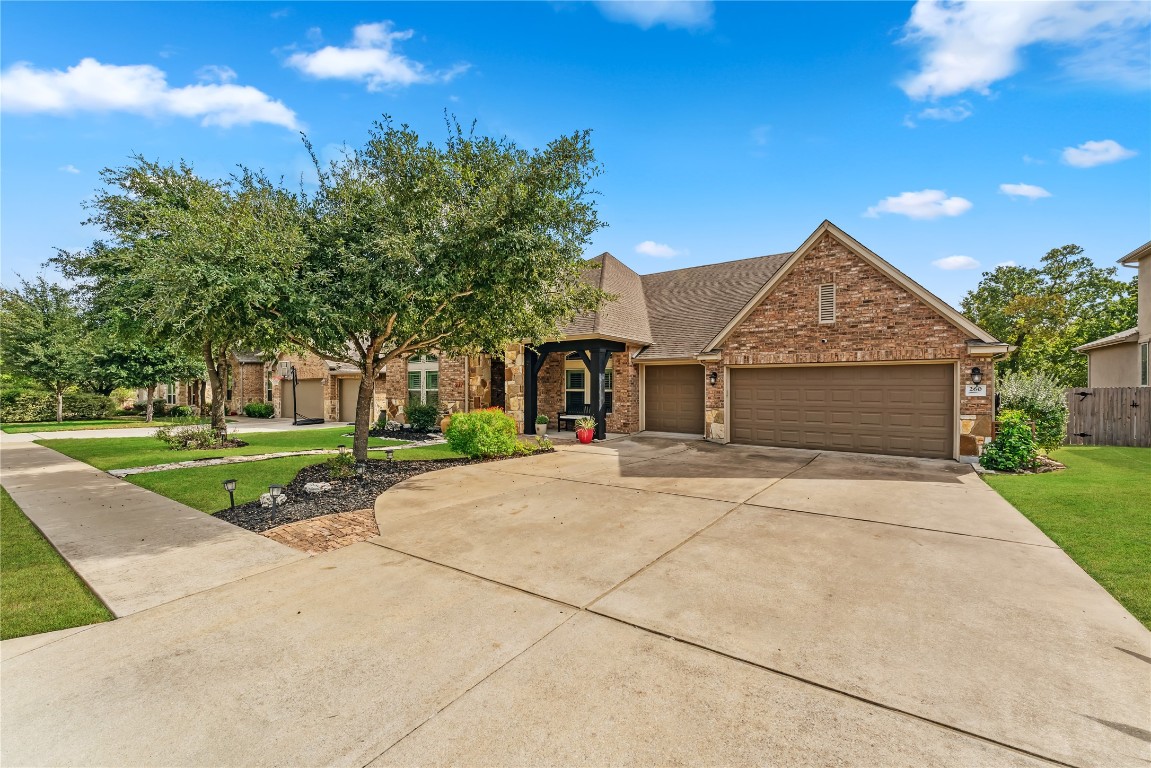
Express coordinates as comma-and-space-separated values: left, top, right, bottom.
490, 359, 506, 410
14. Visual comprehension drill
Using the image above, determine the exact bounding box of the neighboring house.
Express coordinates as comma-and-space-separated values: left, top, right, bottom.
1075, 240, 1151, 387
153, 221, 1006, 461
138, 350, 272, 414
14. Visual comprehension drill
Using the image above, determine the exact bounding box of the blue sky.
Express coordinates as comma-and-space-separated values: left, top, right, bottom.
2, 1, 1149, 305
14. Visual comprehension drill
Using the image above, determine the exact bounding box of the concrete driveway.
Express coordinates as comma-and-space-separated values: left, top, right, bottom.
3, 437, 1148, 767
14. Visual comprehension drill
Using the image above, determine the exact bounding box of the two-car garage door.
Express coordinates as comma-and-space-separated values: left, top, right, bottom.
729, 364, 955, 459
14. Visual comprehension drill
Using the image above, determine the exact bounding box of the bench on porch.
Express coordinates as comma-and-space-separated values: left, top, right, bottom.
557, 404, 592, 431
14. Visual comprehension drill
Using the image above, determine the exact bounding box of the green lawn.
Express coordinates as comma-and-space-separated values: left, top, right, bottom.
0, 487, 113, 640
127, 444, 466, 513
2, 416, 212, 434
37, 427, 407, 470
983, 446, 1151, 629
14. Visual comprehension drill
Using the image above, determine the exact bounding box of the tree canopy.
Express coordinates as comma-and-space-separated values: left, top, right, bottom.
55, 158, 306, 428
961, 244, 1137, 387
0, 277, 89, 421
279, 119, 608, 459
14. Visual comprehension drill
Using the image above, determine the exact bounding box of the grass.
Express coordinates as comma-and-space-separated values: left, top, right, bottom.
0, 486, 113, 640
36, 427, 406, 471
983, 446, 1151, 629
2, 416, 212, 434
127, 443, 466, 513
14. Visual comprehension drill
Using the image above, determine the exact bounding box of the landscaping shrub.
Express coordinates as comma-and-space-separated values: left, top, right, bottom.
324, 451, 356, 479
980, 410, 1039, 472
0, 390, 114, 422
152, 399, 169, 418
406, 402, 440, 432
243, 402, 275, 418
444, 408, 520, 459
168, 405, 194, 417
997, 370, 1068, 452
155, 421, 229, 450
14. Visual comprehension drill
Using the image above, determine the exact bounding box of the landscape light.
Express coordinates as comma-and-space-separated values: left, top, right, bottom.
268, 484, 284, 515
385, 449, 395, 461
222, 479, 237, 511
355, 461, 367, 477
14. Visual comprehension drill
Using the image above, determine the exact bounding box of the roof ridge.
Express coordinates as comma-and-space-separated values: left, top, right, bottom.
641, 251, 792, 277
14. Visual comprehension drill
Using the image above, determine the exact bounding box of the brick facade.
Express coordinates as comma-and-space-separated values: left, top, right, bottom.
712, 233, 995, 455
605, 346, 640, 433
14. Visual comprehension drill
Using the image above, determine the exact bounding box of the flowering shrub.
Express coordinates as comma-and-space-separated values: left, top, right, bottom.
997, 370, 1068, 452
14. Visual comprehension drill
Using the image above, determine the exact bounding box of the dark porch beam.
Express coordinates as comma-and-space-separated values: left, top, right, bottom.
535, 339, 625, 355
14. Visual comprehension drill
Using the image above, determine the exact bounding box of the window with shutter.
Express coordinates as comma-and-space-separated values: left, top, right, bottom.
819, 284, 835, 324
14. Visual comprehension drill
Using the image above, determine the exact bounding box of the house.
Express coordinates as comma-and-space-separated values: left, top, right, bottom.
155, 221, 1005, 461
1075, 240, 1150, 387
140, 351, 272, 414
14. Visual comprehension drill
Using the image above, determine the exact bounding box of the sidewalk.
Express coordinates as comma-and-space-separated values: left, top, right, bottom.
0, 440, 304, 617
3, 416, 346, 441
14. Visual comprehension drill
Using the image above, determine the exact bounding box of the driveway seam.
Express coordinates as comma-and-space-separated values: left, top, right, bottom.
363, 531, 1079, 767
743, 502, 1061, 549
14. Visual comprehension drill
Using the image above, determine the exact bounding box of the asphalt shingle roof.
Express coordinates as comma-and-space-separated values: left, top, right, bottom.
1075, 327, 1138, 352
560, 251, 792, 360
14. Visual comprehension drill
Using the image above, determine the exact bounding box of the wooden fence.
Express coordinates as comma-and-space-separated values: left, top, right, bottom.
1065, 387, 1151, 447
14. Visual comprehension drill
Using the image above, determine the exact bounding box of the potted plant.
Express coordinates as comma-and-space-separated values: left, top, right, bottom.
535, 414, 549, 437
575, 416, 596, 444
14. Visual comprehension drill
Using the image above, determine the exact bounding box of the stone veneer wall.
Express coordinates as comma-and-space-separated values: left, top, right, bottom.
703, 361, 725, 441
468, 354, 492, 410
715, 233, 995, 456
504, 344, 526, 433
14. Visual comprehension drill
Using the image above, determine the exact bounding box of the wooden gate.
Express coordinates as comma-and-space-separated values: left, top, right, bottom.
1065, 387, 1151, 447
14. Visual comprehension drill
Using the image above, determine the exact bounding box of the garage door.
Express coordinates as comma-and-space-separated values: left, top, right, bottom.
645, 365, 705, 434
730, 364, 954, 458
338, 378, 360, 422
281, 379, 325, 421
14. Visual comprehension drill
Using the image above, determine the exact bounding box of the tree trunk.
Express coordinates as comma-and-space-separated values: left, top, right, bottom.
352, 371, 376, 462
56, 389, 64, 423
203, 343, 228, 431
145, 384, 156, 422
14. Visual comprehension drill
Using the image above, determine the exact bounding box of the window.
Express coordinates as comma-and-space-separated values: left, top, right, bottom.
819, 283, 836, 324
225, 367, 233, 401
266, 374, 274, 403
166, 382, 177, 405
564, 357, 613, 413
1142, 342, 1148, 386
408, 354, 440, 406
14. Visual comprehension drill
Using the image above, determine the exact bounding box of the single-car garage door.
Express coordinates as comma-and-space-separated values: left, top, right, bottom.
730, 364, 954, 459
338, 377, 360, 422
645, 365, 705, 434
281, 379, 325, 422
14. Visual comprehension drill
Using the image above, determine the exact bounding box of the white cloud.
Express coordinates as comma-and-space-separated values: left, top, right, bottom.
900, 0, 1151, 100
996, 260, 1018, 268
864, 189, 973, 220
196, 64, 237, 84
1061, 139, 1138, 168
635, 240, 683, 258
285, 21, 468, 90
594, 1, 713, 30
933, 255, 981, 270
999, 182, 1052, 199
0, 58, 298, 129
58, 164, 80, 174
903, 101, 972, 128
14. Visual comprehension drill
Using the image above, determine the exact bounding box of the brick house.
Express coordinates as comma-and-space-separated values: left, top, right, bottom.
156, 221, 1005, 461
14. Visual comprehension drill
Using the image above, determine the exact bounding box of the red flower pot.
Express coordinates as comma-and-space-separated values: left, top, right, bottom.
576, 427, 595, 444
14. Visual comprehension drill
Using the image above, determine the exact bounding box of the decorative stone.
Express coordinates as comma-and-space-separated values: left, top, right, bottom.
304, 482, 332, 494
259, 492, 289, 508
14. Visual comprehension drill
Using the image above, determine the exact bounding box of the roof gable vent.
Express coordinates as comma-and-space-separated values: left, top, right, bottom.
819, 283, 836, 324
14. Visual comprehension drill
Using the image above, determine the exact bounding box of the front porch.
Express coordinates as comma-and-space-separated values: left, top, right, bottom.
521, 339, 626, 441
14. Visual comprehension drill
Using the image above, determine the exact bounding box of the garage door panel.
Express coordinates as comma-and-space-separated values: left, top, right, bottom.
730, 365, 954, 459
645, 365, 704, 434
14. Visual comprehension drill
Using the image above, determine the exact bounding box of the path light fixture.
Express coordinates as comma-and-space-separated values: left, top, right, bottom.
385, 449, 395, 461
222, 479, 237, 512
970, 367, 983, 385
708, 371, 718, 386
268, 484, 284, 516
338, 444, 347, 455
355, 461, 367, 478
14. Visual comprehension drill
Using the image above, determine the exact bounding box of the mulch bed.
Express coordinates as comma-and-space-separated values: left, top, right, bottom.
215, 458, 472, 533
367, 427, 440, 442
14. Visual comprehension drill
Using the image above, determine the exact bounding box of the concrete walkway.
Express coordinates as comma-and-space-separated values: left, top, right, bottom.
0, 440, 303, 617
3, 416, 346, 442
2, 437, 1147, 766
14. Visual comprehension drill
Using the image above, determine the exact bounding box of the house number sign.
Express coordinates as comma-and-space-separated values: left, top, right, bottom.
965, 385, 987, 397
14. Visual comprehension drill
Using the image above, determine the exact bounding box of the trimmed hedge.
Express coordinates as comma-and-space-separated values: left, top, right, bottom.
243, 402, 275, 418
444, 408, 520, 459
0, 391, 115, 423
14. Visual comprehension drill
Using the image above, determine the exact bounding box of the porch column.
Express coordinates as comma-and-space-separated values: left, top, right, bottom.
523, 348, 538, 432
588, 348, 608, 441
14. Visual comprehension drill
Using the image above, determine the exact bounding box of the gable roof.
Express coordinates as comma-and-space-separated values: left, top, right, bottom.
1075, 327, 1138, 352
561, 252, 653, 345
704, 220, 999, 350
636, 253, 791, 360
1119, 241, 1151, 266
